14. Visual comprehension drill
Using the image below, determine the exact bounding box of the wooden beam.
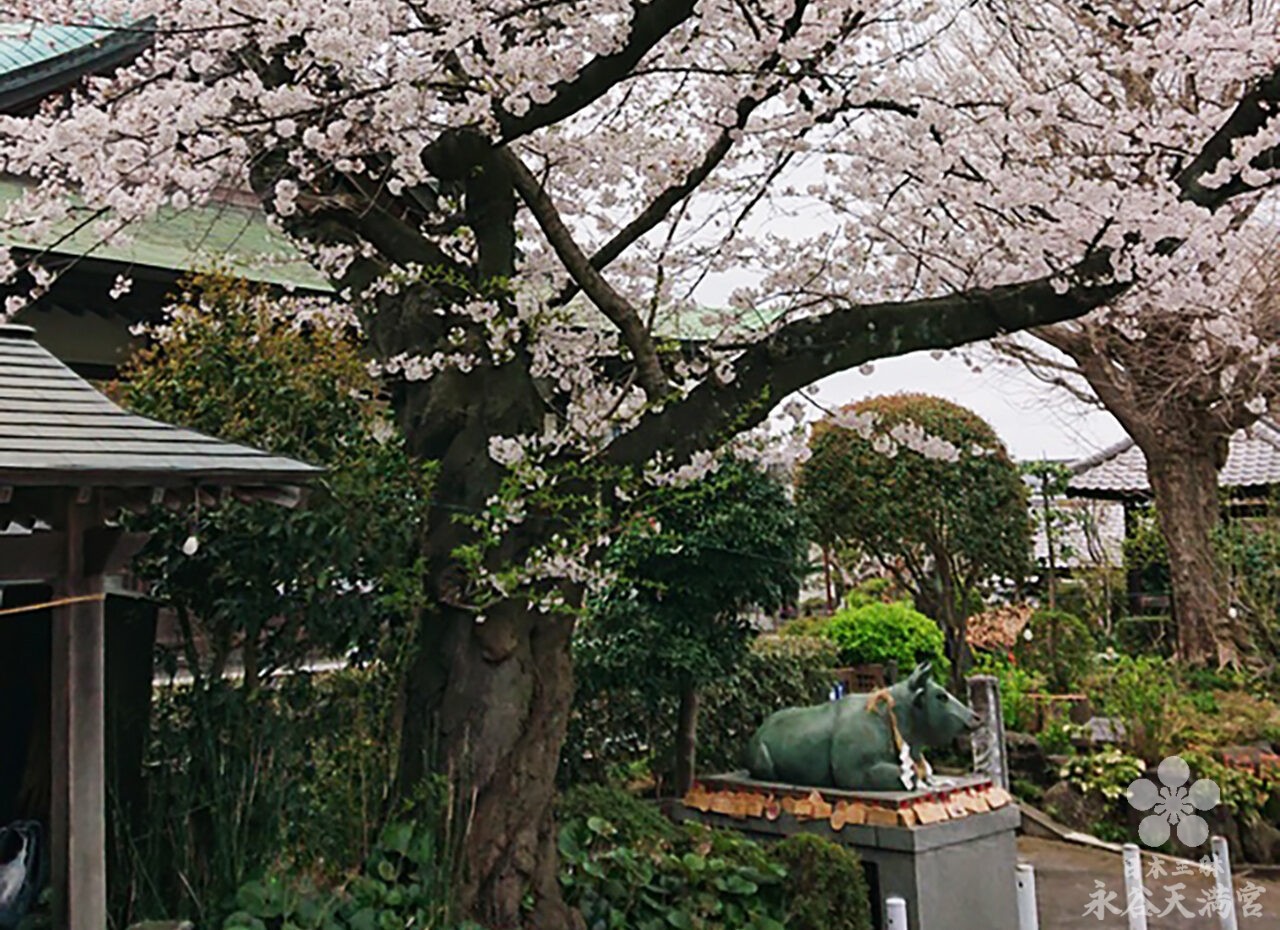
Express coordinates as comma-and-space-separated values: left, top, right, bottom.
83, 528, 148, 577
0, 529, 146, 583
50, 498, 107, 930
0, 532, 63, 582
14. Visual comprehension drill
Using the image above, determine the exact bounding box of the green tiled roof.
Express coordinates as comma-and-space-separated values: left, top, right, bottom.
0, 176, 331, 291
0, 22, 114, 73
0, 19, 152, 113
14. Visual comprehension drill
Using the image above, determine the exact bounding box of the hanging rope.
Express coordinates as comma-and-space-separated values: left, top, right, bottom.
867, 686, 931, 787
0, 593, 107, 618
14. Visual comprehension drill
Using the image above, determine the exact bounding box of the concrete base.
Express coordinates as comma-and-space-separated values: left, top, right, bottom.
678, 773, 1021, 930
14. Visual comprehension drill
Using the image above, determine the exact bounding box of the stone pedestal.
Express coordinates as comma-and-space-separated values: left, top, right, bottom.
678, 773, 1021, 930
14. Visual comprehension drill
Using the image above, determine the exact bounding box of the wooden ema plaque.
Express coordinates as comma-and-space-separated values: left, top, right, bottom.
683, 779, 1011, 832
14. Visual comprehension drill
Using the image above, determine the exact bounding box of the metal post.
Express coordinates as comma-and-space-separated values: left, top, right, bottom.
967, 674, 1010, 789
885, 895, 909, 930
1122, 844, 1148, 930
1016, 863, 1039, 930
1212, 835, 1239, 930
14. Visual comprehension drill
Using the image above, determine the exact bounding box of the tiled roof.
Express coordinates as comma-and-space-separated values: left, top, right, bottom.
0, 21, 150, 113
0, 323, 320, 486
0, 176, 331, 292
1068, 420, 1280, 498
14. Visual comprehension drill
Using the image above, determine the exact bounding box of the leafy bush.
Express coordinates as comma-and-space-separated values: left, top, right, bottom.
1060, 748, 1147, 802
1083, 656, 1187, 760
557, 788, 870, 930
557, 786, 677, 846
842, 577, 896, 611
559, 805, 787, 930
120, 666, 404, 925
563, 635, 837, 791
222, 818, 478, 930
772, 834, 871, 930
823, 601, 945, 671
1014, 609, 1095, 692
779, 615, 831, 638
970, 654, 1046, 733
1177, 689, 1280, 749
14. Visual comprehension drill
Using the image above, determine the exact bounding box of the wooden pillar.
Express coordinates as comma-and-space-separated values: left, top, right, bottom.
50, 495, 106, 930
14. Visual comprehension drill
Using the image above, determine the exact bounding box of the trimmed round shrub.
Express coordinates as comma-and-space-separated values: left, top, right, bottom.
823, 601, 945, 672
775, 834, 872, 930
1014, 608, 1094, 692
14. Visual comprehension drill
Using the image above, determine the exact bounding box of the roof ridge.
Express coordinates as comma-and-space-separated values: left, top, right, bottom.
1069, 435, 1136, 475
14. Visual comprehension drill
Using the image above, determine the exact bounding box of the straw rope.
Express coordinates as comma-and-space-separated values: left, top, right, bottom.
0, 593, 107, 617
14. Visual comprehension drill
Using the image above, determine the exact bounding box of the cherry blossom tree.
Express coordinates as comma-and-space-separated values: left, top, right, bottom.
1000, 241, 1280, 667
3, 1, 1280, 924
955, 0, 1280, 666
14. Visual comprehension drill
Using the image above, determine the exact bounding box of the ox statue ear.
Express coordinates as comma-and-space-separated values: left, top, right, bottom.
907, 662, 933, 692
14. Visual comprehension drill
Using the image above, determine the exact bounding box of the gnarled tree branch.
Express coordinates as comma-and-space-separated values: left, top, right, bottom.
498, 146, 670, 399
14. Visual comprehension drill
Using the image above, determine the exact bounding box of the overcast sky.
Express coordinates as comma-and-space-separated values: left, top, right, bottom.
797, 341, 1128, 463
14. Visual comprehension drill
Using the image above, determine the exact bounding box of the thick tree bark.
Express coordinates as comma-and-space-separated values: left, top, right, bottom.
397, 594, 578, 929
1145, 449, 1234, 666
674, 685, 700, 798
390, 358, 582, 927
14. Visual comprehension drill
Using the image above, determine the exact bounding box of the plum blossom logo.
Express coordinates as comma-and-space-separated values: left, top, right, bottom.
1126, 756, 1220, 848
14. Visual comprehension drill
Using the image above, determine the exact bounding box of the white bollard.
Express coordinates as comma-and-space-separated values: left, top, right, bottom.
1212, 835, 1239, 930
1016, 863, 1040, 930
885, 895, 909, 930
1122, 844, 1148, 930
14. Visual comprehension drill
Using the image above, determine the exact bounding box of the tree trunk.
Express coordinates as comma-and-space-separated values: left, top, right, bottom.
674, 684, 700, 797
398, 596, 578, 929
393, 381, 582, 929
1145, 450, 1234, 666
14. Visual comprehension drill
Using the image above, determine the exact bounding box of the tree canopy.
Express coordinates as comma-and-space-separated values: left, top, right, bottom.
578, 459, 808, 792
798, 394, 1030, 677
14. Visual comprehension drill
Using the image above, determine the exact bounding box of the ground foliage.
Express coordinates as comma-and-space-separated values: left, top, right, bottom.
557, 787, 870, 930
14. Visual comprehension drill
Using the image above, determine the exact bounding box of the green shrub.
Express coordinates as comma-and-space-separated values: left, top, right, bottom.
562, 634, 838, 791
1083, 655, 1187, 760
773, 835, 871, 930
222, 817, 478, 930
120, 666, 403, 925
970, 654, 1046, 733
1113, 614, 1174, 657
1013, 609, 1095, 692
842, 577, 896, 611
1060, 748, 1146, 802
559, 808, 788, 930
557, 785, 677, 846
823, 601, 946, 672
779, 615, 831, 638
557, 790, 871, 930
